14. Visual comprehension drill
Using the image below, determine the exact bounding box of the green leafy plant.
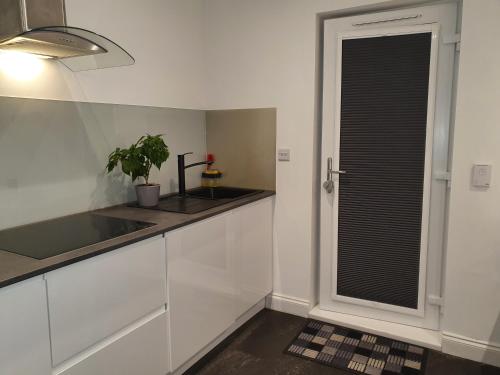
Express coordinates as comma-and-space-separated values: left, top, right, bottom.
106, 134, 169, 185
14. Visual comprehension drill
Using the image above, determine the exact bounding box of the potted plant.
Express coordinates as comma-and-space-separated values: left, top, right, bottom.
106, 134, 169, 207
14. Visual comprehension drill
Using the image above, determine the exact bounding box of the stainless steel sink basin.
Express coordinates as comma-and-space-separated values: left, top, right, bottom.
187, 187, 261, 200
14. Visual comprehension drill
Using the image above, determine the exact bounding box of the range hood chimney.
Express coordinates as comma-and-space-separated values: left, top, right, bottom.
0, 0, 134, 71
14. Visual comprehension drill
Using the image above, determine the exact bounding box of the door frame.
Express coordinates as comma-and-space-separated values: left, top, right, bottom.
319, 3, 457, 330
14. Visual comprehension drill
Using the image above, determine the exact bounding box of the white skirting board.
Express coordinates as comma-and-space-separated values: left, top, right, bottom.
171, 298, 266, 375
308, 306, 442, 350
442, 332, 500, 368
265, 293, 310, 317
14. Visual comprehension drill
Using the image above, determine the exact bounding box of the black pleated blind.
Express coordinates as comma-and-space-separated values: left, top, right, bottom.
336, 33, 432, 309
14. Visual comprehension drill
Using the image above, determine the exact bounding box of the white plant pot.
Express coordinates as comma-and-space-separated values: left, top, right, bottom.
135, 184, 160, 207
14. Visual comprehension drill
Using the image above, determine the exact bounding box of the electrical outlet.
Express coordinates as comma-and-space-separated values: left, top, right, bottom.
278, 149, 290, 161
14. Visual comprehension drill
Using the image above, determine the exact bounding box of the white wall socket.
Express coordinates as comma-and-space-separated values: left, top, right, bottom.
278, 149, 290, 161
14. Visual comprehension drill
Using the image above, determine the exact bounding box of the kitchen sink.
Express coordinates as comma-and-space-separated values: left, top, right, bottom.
187, 186, 261, 200
131, 187, 263, 214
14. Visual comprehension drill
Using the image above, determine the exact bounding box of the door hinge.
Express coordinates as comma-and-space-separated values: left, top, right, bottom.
444, 33, 461, 51
434, 171, 452, 189
428, 294, 444, 307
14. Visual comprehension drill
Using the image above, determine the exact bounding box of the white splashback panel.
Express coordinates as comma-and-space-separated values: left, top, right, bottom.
0, 97, 206, 230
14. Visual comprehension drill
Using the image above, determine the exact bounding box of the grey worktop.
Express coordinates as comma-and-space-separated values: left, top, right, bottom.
0, 190, 275, 289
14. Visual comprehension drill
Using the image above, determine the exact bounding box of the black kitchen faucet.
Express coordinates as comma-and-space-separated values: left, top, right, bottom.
177, 152, 214, 196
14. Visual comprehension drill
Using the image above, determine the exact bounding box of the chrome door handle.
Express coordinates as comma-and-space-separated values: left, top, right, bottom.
326, 157, 347, 179
323, 157, 346, 194
324, 157, 334, 193
327, 157, 333, 180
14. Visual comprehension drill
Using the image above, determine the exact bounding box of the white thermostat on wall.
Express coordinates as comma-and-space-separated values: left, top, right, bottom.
472, 164, 492, 188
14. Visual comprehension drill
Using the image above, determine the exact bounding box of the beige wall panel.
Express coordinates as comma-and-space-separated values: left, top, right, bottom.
206, 109, 276, 191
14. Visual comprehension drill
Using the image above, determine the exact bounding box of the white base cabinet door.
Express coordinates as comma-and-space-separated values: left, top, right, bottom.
167, 213, 236, 371
167, 197, 274, 372
46, 236, 167, 366
233, 197, 273, 318
0, 277, 51, 375
56, 311, 169, 375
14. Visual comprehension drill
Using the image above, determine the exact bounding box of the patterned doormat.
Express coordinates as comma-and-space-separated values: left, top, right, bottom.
285, 320, 427, 374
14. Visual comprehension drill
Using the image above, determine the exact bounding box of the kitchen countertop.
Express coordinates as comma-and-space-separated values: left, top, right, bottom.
0, 190, 275, 289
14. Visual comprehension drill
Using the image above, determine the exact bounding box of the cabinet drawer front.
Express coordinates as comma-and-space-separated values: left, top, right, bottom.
233, 197, 273, 317
46, 236, 167, 365
0, 277, 52, 375
167, 214, 235, 371
57, 311, 169, 375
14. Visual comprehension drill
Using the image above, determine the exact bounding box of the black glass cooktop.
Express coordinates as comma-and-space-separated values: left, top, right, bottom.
0, 213, 154, 260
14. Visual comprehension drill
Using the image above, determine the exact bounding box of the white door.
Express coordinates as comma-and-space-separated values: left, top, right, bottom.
319, 3, 457, 330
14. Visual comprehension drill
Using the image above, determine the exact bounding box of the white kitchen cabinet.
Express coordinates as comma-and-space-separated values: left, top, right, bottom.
167, 197, 274, 372
56, 310, 169, 375
166, 213, 236, 371
46, 236, 167, 366
0, 277, 52, 375
232, 197, 273, 318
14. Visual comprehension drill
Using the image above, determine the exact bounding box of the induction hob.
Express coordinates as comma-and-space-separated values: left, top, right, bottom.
0, 213, 155, 260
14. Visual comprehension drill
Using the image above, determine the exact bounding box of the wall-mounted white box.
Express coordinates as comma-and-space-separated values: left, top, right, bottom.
472, 164, 492, 188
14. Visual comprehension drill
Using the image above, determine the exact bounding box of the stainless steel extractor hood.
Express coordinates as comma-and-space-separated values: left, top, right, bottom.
0, 0, 134, 71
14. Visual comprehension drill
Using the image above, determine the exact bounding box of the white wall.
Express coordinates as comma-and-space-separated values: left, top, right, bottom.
442, 0, 500, 366
0, 0, 206, 109
203, 0, 388, 309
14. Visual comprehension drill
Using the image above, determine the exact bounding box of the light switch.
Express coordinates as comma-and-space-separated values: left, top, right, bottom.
472, 164, 492, 188
278, 149, 290, 161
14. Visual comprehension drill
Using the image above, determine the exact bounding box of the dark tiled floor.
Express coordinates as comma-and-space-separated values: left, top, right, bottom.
186, 309, 500, 375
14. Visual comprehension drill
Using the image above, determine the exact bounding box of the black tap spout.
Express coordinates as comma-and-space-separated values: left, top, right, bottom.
185, 160, 214, 169
178, 153, 214, 196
